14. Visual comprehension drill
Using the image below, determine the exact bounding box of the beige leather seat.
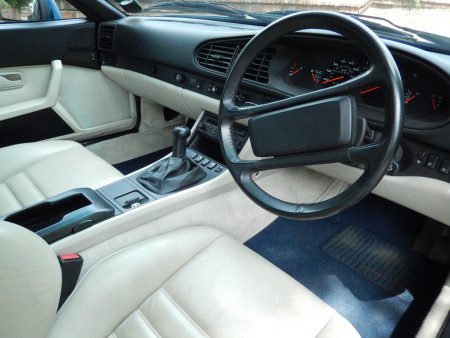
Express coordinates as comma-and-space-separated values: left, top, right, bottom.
0, 140, 123, 216
0, 221, 359, 338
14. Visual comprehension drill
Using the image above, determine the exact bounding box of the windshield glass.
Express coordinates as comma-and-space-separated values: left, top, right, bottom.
115, 0, 450, 39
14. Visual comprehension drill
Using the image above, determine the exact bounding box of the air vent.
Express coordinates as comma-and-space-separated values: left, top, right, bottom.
100, 52, 118, 66
98, 24, 116, 51
196, 40, 276, 84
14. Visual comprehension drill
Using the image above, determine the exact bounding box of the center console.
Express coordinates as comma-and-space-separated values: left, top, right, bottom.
98, 112, 248, 211
1, 113, 248, 243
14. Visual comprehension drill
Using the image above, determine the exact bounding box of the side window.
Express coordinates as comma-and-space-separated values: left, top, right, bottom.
0, 0, 85, 22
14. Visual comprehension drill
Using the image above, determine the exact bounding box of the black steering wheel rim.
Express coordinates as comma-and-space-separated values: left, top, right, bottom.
218, 11, 404, 220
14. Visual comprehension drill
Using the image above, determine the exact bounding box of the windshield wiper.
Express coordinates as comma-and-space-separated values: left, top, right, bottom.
142, 1, 253, 19
266, 10, 449, 51
344, 12, 450, 52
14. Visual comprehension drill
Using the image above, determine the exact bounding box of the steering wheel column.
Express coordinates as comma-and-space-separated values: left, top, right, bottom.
219, 11, 404, 220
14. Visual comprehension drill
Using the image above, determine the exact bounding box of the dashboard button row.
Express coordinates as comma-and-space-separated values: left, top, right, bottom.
189, 152, 223, 174
417, 151, 450, 175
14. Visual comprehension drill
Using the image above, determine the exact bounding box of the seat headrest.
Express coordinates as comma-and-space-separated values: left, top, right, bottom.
0, 221, 62, 338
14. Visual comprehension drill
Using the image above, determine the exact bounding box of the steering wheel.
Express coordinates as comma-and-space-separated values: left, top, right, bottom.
218, 11, 404, 220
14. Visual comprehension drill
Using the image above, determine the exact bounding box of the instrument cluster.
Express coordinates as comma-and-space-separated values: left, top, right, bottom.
284, 53, 448, 120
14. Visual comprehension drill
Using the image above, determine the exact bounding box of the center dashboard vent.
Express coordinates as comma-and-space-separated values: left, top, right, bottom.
196, 39, 276, 84
98, 24, 116, 51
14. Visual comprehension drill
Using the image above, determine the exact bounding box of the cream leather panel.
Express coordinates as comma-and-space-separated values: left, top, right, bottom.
0, 221, 61, 338
0, 140, 123, 215
0, 62, 136, 141
57, 66, 133, 129
310, 163, 450, 226
0, 60, 62, 122
416, 274, 450, 338
101, 66, 194, 119
50, 226, 359, 338
0, 64, 51, 108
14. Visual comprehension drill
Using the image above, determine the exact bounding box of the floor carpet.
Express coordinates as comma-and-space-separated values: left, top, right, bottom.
113, 147, 171, 175
245, 194, 448, 338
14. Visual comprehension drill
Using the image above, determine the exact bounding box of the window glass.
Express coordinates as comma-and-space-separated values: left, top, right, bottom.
0, 0, 85, 22
111, 0, 450, 38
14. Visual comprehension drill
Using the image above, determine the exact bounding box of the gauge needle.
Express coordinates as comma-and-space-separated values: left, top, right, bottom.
290, 68, 301, 76
322, 76, 345, 84
405, 95, 416, 104
360, 86, 380, 94
432, 98, 436, 110
311, 72, 318, 83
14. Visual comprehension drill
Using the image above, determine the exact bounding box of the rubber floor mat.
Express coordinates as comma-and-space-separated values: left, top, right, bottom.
322, 224, 422, 295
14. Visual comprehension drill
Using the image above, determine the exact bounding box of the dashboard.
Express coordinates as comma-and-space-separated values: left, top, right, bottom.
284, 52, 448, 120
97, 17, 450, 185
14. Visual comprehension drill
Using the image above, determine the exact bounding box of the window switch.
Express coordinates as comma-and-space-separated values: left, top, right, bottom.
201, 159, 210, 166
194, 156, 204, 163
438, 159, 450, 175
425, 154, 439, 169
207, 162, 217, 170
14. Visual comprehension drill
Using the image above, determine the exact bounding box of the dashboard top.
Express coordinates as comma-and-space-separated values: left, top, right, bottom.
103, 16, 450, 152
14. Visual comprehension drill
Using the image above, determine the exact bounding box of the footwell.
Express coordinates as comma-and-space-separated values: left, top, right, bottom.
245, 194, 448, 338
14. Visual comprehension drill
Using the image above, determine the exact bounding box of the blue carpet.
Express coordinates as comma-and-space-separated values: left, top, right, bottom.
245, 194, 448, 338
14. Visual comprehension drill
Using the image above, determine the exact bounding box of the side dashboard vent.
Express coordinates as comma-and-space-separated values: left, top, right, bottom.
98, 24, 116, 51
196, 40, 276, 84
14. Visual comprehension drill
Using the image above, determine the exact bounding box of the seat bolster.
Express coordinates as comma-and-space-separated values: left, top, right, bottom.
49, 226, 223, 338
0, 140, 80, 181
50, 226, 359, 338
0, 221, 62, 338
0, 140, 123, 216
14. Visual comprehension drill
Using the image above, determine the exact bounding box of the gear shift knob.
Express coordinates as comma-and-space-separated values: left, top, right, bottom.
172, 126, 191, 158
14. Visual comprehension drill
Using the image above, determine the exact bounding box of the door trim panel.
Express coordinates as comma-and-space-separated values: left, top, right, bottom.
0, 60, 62, 122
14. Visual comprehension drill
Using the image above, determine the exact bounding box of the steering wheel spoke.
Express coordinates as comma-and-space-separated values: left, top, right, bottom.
348, 141, 386, 168
218, 11, 403, 220
234, 149, 350, 177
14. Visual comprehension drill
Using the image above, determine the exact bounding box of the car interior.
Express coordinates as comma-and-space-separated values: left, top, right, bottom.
0, 0, 449, 337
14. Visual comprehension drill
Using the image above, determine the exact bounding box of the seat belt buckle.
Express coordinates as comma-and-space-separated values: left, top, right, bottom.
57, 253, 83, 309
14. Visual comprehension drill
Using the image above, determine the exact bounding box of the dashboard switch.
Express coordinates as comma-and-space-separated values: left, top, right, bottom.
175, 73, 185, 83
438, 159, 450, 175
416, 151, 427, 165
425, 154, 439, 169
188, 77, 202, 89
207, 84, 221, 95
386, 162, 399, 176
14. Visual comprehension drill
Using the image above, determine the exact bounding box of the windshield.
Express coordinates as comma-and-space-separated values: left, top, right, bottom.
113, 0, 450, 40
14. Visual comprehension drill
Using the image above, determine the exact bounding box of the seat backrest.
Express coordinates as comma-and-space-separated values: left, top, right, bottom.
0, 221, 61, 338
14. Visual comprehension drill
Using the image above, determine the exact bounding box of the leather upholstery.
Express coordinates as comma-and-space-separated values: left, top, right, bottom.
0, 221, 61, 338
50, 226, 359, 338
0, 140, 123, 215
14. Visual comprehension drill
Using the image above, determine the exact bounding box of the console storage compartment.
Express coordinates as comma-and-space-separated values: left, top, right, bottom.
2, 188, 115, 243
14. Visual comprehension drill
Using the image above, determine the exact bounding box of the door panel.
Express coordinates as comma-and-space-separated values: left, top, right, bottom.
0, 20, 135, 147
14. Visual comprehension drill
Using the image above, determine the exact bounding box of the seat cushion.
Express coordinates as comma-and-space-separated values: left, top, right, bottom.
0, 140, 123, 216
50, 226, 360, 338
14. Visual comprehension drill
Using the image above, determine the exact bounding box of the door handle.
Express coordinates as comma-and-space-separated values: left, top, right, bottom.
0, 73, 23, 91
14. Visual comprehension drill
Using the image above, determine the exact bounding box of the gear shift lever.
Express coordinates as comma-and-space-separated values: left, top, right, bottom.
137, 126, 206, 194
172, 126, 190, 158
